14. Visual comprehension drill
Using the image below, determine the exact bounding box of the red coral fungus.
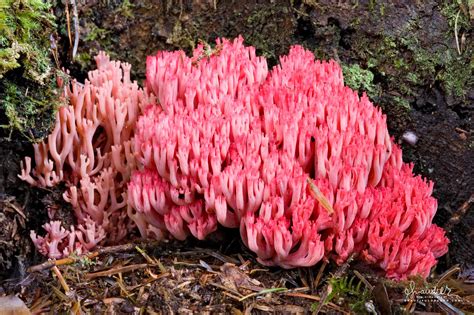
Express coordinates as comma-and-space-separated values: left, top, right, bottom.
128, 36, 448, 279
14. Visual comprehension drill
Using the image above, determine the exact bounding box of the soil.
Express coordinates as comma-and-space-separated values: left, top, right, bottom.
0, 0, 473, 312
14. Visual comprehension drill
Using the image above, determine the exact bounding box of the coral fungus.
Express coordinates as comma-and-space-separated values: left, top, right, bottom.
21, 37, 448, 280
20, 52, 152, 257
128, 37, 448, 279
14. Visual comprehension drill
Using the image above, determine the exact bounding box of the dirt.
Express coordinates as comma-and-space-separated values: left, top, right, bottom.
0, 0, 473, 301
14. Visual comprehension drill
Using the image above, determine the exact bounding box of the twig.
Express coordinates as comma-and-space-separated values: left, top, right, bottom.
314, 261, 327, 290
198, 248, 240, 264
70, 0, 79, 59
85, 263, 149, 280
444, 193, 474, 233
28, 252, 99, 273
353, 270, 374, 291
284, 292, 349, 314
238, 287, 287, 302
454, 10, 462, 55
28, 241, 161, 272
65, 1, 72, 48
52, 266, 70, 293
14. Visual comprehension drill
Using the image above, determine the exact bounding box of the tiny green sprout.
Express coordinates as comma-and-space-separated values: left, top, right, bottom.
70, 252, 96, 268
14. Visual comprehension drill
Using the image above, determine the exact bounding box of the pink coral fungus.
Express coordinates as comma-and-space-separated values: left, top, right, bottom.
128, 37, 448, 279
20, 52, 152, 257
21, 37, 448, 280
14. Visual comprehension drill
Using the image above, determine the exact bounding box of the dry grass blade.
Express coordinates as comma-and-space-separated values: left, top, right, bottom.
70, 0, 79, 58
437, 265, 461, 286
307, 177, 334, 214
209, 282, 244, 298
85, 263, 149, 280
353, 270, 374, 291
135, 246, 156, 264
284, 292, 347, 312
115, 273, 135, 302
10, 232, 469, 313
238, 287, 287, 302
29, 294, 52, 314
65, 0, 72, 47
71, 300, 82, 315
454, 10, 462, 55
314, 261, 327, 289
50, 285, 69, 302
4, 198, 26, 219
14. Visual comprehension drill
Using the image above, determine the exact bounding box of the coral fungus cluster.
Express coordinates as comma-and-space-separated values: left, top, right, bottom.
21, 37, 448, 279
20, 52, 152, 258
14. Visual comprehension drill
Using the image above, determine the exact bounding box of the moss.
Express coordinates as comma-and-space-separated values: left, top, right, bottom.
166, 20, 196, 51
244, 7, 284, 61
440, 0, 471, 30
0, 0, 55, 83
353, 18, 472, 106
368, 0, 376, 12
438, 0, 474, 98
392, 96, 411, 111
342, 63, 380, 99
0, 76, 62, 141
74, 52, 92, 69
311, 275, 372, 314
437, 57, 474, 98
115, 0, 134, 19
84, 26, 110, 42
0, 0, 58, 139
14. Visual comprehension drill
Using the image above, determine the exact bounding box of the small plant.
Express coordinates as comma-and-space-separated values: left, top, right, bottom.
312, 275, 373, 313
69, 252, 97, 268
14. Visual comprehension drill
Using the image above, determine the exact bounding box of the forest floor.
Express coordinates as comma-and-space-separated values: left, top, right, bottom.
1, 235, 474, 314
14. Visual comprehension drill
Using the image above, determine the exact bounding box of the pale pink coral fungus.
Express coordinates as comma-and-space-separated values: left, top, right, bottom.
21, 52, 152, 257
